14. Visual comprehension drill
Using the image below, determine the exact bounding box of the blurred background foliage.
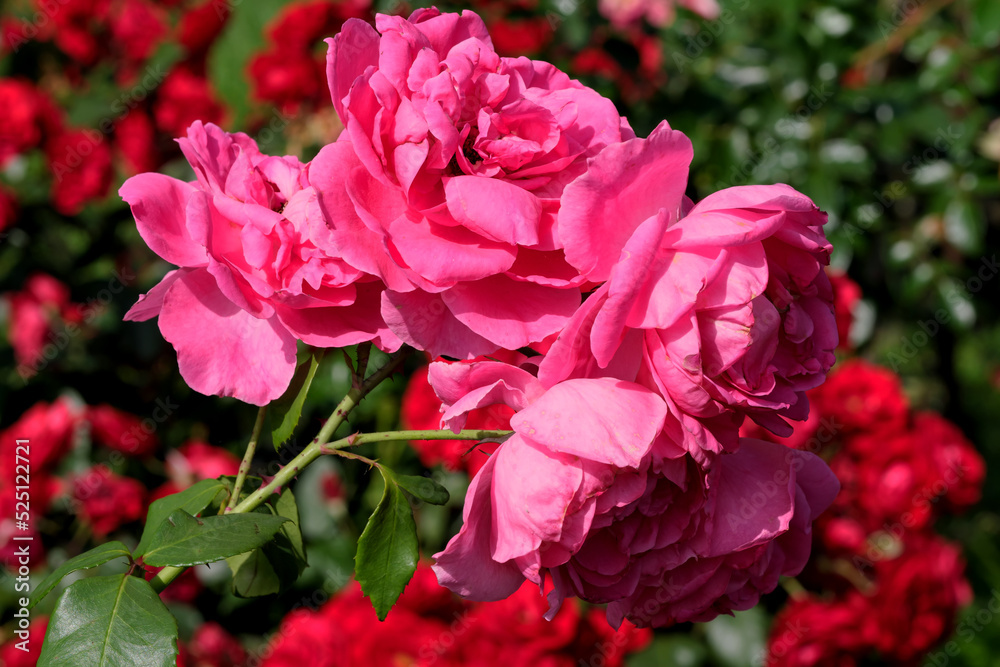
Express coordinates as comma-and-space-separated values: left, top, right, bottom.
1, 0, 999, 665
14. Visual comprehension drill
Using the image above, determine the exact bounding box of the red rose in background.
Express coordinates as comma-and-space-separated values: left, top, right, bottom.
71, 467, 147, 536
262, 564, 650, 667
46, 129, 114, 214
812, 359, 909, 434
163, 440, 242, 492
249, 0, 372, 112
153, 66, 225, 137
86, 404, 160, 457
765, 592, 877, 666
828, 270, 861, 350
914, 411, 986, 513
869, 535, 972, 664
832, 412, 984, 534
571, 28, 665, 103
108, 0, 168, 81
182, 622, 245, 667
177, 0, 232, 60
0, 617, 47, 667
115, 110, 160, 176
37, 0, 111, 65
455, 580, 650, 667
6, 273, 82, 372
0, 78, 62, 166
0, 399, 79, 474
249, 52, 326, 112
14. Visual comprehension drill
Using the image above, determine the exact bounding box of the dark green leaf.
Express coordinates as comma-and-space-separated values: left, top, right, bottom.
135, 479, 227, 557
272, 488, 307, 566
395, 474, 450, 505
271, 349, 324, 449
29, 542, 131, 610
37, 574, 177, 667
226, 490, 309, 597
218, 475, 264, 509
141, 510, 289, 567
355, 467, 419, 620
227, 547, 281, 598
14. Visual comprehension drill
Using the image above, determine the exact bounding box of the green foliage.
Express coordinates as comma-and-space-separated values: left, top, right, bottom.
271, 349, 325, 450
394, 474, 450, 506
29, 542, 132, 610
140, 510, 289, 568
134, 479, 228, 557
38, 574, 178, 667
227, 489, 308, 597
355, 466, 420, 620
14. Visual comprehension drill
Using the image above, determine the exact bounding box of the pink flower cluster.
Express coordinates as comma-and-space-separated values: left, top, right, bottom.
122, 9, 840, 628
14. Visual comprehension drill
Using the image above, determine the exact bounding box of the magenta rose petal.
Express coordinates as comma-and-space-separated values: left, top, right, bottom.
158, 269, 297, 406
432, 454, 524, 600
123, 268, 189, 323
119, 173, 207, 268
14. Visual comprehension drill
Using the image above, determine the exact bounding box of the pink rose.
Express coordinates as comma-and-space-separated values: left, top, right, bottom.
313, 8, 632, 358
545, 127, 836, 459
121, 121, 397, 405
598, 0, 720, 28
429, 359, 839, 628
430, 360, 667, 600
599, 439, 838, 628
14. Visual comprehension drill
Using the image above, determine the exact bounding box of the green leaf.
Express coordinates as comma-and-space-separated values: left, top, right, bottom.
271, 349, 324, 450
395, 474, 450, 505
227, 547, 281, 598
272, 488, 308, 566
355, 467, 419, 620
37, 574, 178, 667
218, 474, 264, 509
226, 491, 308, 597
141, 510, 289, 567
29, 542, 131, 610
134, 479, 227, 557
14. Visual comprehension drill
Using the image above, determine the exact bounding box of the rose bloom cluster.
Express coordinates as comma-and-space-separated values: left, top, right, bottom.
1, 565, 649, 667
735, 279, 985, 665
120, 8, 841, 629
260, 564, 650, 667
